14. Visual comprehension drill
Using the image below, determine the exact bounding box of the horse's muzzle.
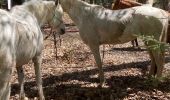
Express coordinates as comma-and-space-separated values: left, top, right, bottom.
60, 28, 65, 35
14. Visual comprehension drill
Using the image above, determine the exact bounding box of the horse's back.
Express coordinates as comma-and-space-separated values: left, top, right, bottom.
90, 5, 169, 44
122, 6, 169, 42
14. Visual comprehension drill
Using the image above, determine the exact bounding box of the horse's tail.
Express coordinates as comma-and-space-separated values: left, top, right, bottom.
159, 16, 169, 43
166, 14, 170, 43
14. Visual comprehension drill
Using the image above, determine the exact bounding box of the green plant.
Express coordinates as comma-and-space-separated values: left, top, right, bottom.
138, 35, 170, 51
0, 0, 5, 8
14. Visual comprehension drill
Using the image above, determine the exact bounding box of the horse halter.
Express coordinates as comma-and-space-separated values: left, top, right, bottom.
52, 11, 64, 28
46, 4, 64, 29
55, 0, 60, 5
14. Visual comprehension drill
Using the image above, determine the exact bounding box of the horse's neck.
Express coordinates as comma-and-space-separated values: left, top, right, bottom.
62, 0, 90, 25
24, 4, 48, 26
14, 2, 49, 27
11, 6, 32, 21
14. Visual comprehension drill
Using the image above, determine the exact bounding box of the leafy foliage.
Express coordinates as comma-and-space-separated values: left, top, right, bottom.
138, 35, 170, 52
0, 0, 6, 8
0, 0, 5, 5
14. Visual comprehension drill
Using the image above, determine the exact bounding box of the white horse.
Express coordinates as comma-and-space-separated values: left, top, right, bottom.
58, 0, 169, 87
0, 9, 16, 100
0, 0, 65, 100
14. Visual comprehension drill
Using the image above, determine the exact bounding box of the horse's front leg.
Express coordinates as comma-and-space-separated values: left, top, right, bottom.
135, 39, 139, 46
32, 55, 45, 100
131, 39, 138, 47
89, 44, 105, 87
16, 66, 25, 100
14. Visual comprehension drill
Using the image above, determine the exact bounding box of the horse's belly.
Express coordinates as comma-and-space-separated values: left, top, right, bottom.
16, 45, 37, 66
100, 36, 121, 44
117, 34, 136, 44
15, 38, 43, 66
99, 31, 135, 44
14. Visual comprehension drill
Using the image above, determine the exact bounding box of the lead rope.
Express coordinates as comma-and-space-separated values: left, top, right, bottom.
102, 45, 105, 64
44, 4, 63, 60
53, 31, 58, 60
43, 26, 62, 60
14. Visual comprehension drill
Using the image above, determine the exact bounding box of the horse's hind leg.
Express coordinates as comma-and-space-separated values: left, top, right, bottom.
0, 61, 15, 100
154, 50, 165, 77
89, 44, 105, 87
147, 50, 157, 76
148, 49, 165, 77
134, 38, 139, 47
16, 66, 25, 100
32, 55, 45, 100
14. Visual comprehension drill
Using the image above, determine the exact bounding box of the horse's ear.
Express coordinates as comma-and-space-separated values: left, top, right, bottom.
55, 0, 60, 6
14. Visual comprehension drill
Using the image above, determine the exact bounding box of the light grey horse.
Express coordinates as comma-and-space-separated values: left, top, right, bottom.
0, 0, 65, 100
58, 0, 169, 87
0, 9, 15, 100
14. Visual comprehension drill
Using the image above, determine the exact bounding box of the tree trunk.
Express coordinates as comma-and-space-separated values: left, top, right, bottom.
138, 0, 153, 4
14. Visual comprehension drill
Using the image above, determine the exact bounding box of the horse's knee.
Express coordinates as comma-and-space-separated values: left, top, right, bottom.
1, 83, 11, 100
33, 55, 42, 65
0, 66, 13, 83
156, 66, 163, 77
0, 65, 13, 99
149, 62, 157, 77
134, 38, 139, 47
156, 53, 165, 77
151, 50, 165, 77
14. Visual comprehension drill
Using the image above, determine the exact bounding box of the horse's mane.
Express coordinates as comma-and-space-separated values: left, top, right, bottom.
79, 0, 106, 11
10, 0, 56, 26
18, 0, 55, 13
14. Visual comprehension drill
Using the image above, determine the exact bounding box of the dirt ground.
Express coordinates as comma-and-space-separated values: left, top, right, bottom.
10, 14, 170, 100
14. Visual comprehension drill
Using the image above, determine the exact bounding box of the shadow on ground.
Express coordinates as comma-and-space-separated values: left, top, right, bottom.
11, 59, 170, 100
111, 47, 146, 52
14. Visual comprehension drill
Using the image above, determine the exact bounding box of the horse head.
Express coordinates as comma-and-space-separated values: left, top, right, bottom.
49, 0, 65, 35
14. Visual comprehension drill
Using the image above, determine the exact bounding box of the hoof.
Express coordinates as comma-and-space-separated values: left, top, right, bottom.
20, 97, 28, 100
98, 79, 106, 88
